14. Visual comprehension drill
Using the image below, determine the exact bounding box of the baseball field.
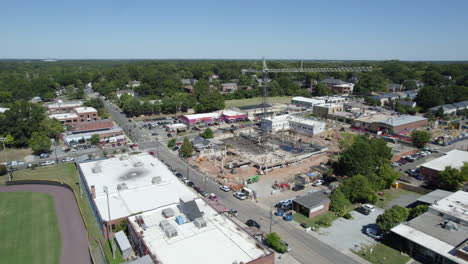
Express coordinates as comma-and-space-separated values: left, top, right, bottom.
0, 192, 61, 264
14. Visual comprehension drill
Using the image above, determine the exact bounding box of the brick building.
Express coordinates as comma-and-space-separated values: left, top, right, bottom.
420, 150, 468, 182
292, 191, 330, 218
49, 107, 99, 124
313, 103, 344, 118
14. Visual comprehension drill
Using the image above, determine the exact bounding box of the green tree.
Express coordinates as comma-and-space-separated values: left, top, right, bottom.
29, 132, 51, 153
408, 205, 428, 220
337, 135, 392, 177
438, 166, 466, 191
414, 86, 444, 110
200, 128, 214, 139
329, 189, 351, 217
90, 134, 100, 145
411, 130, 432, 149
339, 175, 378, 204
40, 119, 64, 139
373, 163, 400, 189
265, 232, 287, 253
179, 137, 193, 158
313, 83, 331, 96
4, 134, 15, 146
355, 74, 387, 94
167, 138, 176, 148
376, 205, 409, 233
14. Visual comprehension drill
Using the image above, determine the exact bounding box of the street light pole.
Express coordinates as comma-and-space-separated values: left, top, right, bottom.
104, 186, 116, 259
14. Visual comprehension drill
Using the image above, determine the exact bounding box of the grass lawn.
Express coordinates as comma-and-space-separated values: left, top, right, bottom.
225, 96, 292, 108
293, 211, 338, 229
4, 164, 124, 264
0, 192, 61, 264
375, 188, 416, 209
354, 243, 410, 264
1, 147, 34, 162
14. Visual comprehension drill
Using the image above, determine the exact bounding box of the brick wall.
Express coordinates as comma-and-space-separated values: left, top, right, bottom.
392, 119, 428, 132
309, 201, 330, 218
72, 119, 113, 132
391, 149, 418, 162
419, 166, 440, 181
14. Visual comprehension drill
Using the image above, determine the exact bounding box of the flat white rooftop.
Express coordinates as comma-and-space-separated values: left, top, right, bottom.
79, 153, 197, 221
421, 150, 468, 172
49, 113, 79, 119
181, 112, 220, 120
430, 190, 468, 221
129, 199, 268, 264
47, 101, 83, 108
292, 96, 326, 104
75, 107, 97, 114
222, 109, 247, 117
266, 114, 325, 127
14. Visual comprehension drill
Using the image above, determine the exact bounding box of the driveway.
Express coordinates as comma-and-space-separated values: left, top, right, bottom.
314, 208, 384, 251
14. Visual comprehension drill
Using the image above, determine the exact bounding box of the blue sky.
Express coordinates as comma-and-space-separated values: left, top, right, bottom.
1, 0, 467, 60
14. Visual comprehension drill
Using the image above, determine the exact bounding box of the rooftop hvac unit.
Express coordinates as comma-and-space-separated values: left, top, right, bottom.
151, 176, 162, 184
134, 161, 143, 167
92, 165, 101, 173
194, 217, 207, 228
117, 183, 128, 191
160, 220, 178, 238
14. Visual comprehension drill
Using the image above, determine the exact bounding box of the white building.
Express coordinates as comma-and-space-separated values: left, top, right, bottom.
78, 153, 198, 236
128, 198, 272, 264
116, 90, 135, 99
262, 115, 326, 135
292, 96, 326, 108
392, 191, 468, 264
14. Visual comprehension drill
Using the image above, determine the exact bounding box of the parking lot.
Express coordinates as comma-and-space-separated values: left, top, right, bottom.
313, 208, 384, 251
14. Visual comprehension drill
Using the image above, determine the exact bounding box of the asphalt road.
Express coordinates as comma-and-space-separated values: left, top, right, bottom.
104, 100, 361, 264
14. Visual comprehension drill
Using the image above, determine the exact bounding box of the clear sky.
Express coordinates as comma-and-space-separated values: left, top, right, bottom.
1, 0, 467, 60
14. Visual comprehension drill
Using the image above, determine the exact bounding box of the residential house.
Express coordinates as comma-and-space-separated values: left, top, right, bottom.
221, 83, 238, 93
320, 78, 355, 94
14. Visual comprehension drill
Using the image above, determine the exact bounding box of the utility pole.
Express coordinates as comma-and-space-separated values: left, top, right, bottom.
269, 204, 273, 233
104, 186, 116, 259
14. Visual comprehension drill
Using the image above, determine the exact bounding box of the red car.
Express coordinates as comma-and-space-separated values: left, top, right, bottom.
149, 151, 155, 155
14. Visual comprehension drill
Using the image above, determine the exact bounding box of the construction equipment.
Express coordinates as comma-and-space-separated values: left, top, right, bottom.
241, 58, 372, 147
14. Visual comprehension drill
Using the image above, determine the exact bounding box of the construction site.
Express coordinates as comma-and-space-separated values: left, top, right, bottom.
188, 60, 370, 187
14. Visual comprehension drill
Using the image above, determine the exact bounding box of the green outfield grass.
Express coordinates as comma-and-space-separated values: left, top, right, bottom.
6, 163, 125, 264
225, 96, 292, 108
0, 192, 61, 264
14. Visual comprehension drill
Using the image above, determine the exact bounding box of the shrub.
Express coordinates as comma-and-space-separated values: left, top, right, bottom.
0, 165, 7, 176
343, 213, 352, 219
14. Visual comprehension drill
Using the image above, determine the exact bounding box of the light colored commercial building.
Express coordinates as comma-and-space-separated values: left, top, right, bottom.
46, 101, 83, 113
262, 114, 326, 135
292, 96, 326, 108
313, 103, 344, 118
392, 191, 468, 264
420, 150, 468, 181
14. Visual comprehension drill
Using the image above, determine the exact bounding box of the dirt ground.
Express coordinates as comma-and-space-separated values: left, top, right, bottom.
190, 152, 330, 185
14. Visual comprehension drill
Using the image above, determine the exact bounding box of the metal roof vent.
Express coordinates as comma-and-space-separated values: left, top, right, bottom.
92, 166, 101, 173
160, 220, 178, 238
194, 217, 207, 228
152, 176, 162, 184
444, 221, 458, 232
134, 161, 143, 167
117, 183, 128, 191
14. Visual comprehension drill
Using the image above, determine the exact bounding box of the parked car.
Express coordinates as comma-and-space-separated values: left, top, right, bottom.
194, 186, 202, 192
234, 192, 247, 200
39, 153, 50, 159
365, 227, 383, 240
219, 185, 230, 192
279, 240, 291, 252
292, 184, 305, 191
246, 219, 261, 229
187, 181, 195, 188
229, 209, 239, 217
312, 180, 323, 186
199, 190, 209, 197
175, 172, 183, 178
361, 204, 375, 215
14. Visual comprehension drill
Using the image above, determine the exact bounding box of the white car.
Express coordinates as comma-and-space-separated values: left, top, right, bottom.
312, 180, 323, 186
220, 185, 230, 192
62, 157, 74, 163
233, 192, 247, 200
